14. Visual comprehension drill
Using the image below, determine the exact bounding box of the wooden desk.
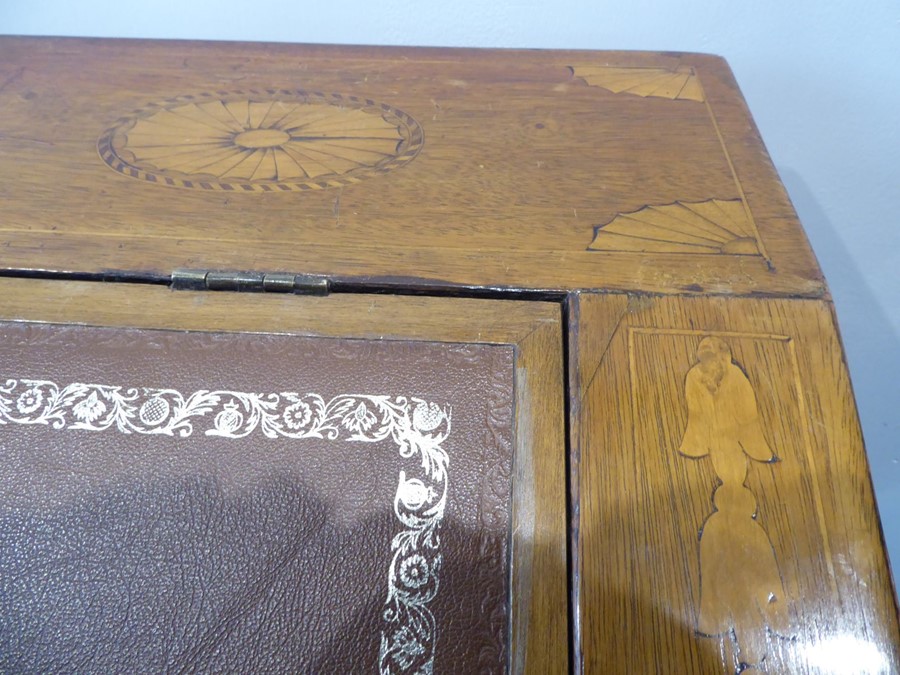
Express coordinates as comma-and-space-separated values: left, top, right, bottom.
0, 36, 895, 673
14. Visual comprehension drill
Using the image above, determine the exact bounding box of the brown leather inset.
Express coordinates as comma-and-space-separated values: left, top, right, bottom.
0, 323, 515, 673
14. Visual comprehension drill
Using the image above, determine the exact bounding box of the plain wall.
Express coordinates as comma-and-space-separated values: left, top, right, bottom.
3, 1, 899, 577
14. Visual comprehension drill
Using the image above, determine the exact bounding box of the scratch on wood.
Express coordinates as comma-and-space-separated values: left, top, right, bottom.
333, 189, 342, 222
0, 134, 54, 147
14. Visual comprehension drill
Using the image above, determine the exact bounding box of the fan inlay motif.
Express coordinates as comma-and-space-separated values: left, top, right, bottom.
98, 90, 424, 191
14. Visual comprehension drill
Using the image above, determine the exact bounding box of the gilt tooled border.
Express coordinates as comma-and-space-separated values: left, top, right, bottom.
0, 378, 451, 675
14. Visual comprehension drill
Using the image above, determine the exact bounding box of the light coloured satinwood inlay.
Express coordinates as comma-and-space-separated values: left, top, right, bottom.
570, 65, 704, 102
588, 198, 761, 255
98, 90, 424, 192
679, 336, 791, 670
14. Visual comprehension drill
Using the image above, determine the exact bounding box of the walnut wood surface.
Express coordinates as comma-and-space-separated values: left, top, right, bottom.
0, 277, 568, 674
0, 36, 821, 296
569, 292, 900, 673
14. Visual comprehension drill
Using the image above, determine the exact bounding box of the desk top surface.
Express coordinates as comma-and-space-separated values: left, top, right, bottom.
0, 36, 821, 296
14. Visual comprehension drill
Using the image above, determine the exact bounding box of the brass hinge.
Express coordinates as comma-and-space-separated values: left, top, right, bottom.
171, 269, 330, 295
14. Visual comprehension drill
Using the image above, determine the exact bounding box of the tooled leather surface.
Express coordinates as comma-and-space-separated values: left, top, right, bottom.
0, 323, 515, 673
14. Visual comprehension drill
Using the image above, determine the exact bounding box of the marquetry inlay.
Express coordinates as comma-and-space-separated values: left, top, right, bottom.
570, 65, 704, 102
98, 90, 424, 191
679, 336, 790, 667
588, 199, 761, 255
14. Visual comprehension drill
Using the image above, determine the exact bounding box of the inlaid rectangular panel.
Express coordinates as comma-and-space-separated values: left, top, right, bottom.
569, 293, 899, 673
0, 278, 568, 674
0, 37, 821, 296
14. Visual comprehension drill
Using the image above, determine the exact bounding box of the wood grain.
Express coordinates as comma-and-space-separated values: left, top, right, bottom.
1, 35, 892, 674
570, 292, 900, 673
0, 277, 568, 673
0, 36, 821, 297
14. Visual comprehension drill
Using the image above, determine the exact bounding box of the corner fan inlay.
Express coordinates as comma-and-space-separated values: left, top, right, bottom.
1, 377, 448, 675
588, 199, 761, 255
570, 65, 704, 102
98, 90, 424, 191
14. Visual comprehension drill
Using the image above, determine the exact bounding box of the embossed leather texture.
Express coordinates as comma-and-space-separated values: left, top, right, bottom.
0, 323, 515, 673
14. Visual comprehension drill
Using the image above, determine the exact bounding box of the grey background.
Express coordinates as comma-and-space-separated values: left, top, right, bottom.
2, 1, 899, 577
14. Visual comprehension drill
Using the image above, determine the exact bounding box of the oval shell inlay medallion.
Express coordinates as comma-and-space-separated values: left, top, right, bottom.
98, 90, 424, 192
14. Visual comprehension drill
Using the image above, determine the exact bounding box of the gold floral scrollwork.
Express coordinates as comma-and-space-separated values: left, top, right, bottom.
0, 377, 449, 674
